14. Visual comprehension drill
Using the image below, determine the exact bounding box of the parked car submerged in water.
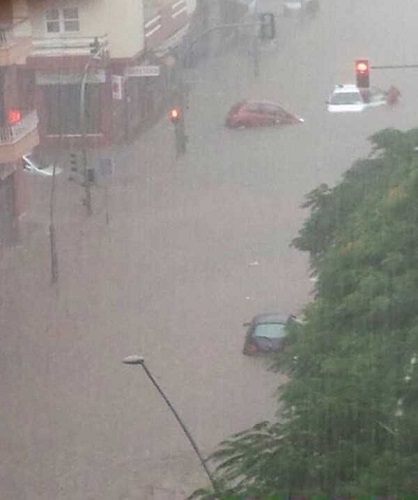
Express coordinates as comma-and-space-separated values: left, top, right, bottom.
326, 84, 386, 113
225, 100, 304, 129
242, 313, 297, 356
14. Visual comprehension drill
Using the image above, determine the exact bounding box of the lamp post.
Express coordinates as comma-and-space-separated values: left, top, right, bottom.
122, 355, 219, 496
253, 0, 260, 77
79, 38, 105, 216
80, 59, 93, 216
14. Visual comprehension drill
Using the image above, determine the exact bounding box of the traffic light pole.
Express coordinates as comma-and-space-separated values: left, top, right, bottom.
183, 16, 274, 74
80, 60, 93, 216
79, 41, 106, 216
174, 118, 187, 158
167, 14, 275, 157
253, 0, 260, 78
371, 64, 418, 69
354, 61, 418, 90
168, 108, 187, 158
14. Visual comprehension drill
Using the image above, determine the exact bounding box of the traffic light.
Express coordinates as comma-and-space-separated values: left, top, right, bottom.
86, 168, 96, 184
70, 153, 78, 172
89, 36, 100, 55
355, 59, 370, 89
168, 107, 182, 125
7, 108, 21, 124
168, 107, 187, 157
259, 13, 275, 40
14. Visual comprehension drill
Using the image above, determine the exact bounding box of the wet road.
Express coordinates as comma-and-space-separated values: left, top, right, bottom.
2, 0, 418, 498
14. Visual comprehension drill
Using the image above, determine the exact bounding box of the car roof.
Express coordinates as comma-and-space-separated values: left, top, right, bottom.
332, 84, 360, 94
245, 100, 283, 106
251, 313, 290, 325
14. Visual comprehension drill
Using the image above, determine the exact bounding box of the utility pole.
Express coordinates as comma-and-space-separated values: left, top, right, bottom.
123, 355, 220, 496
49, 162, 59, 284
253, 0, 260, 77
182, 16, 276, 79
80, 62, 92, 216
79, 37, 105, 216
168, 107, 187, 158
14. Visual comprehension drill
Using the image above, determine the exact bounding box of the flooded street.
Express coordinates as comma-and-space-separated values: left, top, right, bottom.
2, 0, 418, 497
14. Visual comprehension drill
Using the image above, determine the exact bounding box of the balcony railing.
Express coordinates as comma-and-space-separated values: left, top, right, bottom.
0, 110, 39, 163
32, 34, 108, 58
0, 110, 38, 145
0, 17, 32, 64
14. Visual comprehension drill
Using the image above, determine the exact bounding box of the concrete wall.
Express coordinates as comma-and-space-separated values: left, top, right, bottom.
186, 0, 197, 14
104, 0, 145, 58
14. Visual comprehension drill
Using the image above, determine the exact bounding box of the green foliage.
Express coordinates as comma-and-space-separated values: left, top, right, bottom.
191, 129, 418, 498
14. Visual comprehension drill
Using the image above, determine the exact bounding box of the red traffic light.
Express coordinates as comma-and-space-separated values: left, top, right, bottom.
7, 108, 21, 124
355, 59, 369, 74
168, 107, 181, 123
355, 59, 370, 88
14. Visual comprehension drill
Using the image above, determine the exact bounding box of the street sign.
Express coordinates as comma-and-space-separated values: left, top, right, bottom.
111, 75, 124, 100
124, 65, 160, 77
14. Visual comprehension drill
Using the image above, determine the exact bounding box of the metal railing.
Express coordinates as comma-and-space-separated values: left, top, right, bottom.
0, 110, 38, 145
32, 34, 109, 57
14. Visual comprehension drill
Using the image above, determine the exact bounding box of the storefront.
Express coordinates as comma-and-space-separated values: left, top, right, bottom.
34, 69, 111, 148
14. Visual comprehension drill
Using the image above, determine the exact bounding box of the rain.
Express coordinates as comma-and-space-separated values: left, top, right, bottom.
1, 0, 418, 498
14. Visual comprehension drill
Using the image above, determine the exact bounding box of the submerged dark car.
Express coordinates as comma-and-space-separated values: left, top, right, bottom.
242, 313, 296, 356
225, 100, 304, 129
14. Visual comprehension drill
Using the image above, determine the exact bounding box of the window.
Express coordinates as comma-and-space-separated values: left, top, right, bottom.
253, 323, 287, 339
330, 92, 362, 105
245, 103, 261, 113
260, 104, 283, 115
46, 7, 79, 33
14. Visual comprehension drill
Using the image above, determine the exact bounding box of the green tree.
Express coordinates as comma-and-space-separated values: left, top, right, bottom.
191, 129, 418, 499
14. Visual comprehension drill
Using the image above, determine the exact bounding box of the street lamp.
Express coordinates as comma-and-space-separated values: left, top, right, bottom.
122, 355, 219, 496
79, 60, 93, 216
79, 39, 105, 216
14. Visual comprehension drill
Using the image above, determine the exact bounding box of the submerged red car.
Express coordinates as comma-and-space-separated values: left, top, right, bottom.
225, 100, 304, 129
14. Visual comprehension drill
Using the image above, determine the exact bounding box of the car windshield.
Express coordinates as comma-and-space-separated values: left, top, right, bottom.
262, 104, 283, 115
253, 323, 287, 339
245, 103, 261, 113
25, 153, 48, 170
330, 92, 362, 105
229, 102, 244, 113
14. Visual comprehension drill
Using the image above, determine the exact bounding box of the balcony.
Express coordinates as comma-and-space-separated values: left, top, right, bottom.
0, 110, 39, 163
32, 34, 109, 58
0, 17, 32, 65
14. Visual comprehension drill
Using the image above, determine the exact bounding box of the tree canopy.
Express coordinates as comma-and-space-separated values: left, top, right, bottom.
191, 128, 418, 499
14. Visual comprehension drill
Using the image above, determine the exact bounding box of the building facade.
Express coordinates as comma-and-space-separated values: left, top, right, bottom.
26, 0, 193, 148
0, 0, 39, 248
